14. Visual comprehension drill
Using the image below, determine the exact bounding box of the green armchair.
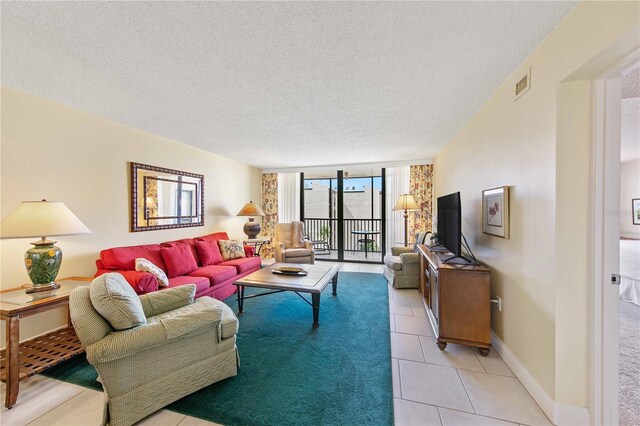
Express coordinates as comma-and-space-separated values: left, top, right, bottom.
383, 232, 429, 288
70, 273, 239, 426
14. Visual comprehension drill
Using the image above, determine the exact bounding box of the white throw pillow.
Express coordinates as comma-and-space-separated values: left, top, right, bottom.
90, 273, 147, 330
135, 257, 169, 287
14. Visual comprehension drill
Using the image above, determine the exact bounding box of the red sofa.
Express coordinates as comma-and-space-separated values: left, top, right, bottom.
95, 232, 260, 300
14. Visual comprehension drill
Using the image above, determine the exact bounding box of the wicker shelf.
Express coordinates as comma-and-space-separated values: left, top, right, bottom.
0, 326, 84, 383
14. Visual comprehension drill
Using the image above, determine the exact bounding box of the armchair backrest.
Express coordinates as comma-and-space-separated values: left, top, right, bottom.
70, 286, 114, 347
275, 222, 306, 249
275, 223, 292, 246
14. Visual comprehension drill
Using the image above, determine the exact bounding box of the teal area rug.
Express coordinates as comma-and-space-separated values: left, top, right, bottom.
43, 272, 393, 426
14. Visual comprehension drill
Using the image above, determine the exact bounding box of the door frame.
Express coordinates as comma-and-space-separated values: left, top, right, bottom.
589, 49, 638, 426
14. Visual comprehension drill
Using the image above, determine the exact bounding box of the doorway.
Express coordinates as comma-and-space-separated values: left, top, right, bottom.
617, 63, 640, 426
301, 169, 385, 263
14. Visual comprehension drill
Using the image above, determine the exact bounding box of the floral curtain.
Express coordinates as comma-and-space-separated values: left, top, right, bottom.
261, 173, 278, 259
408, 164, 434, 237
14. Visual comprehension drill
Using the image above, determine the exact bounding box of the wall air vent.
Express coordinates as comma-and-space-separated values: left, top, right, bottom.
514, 67, 531, 101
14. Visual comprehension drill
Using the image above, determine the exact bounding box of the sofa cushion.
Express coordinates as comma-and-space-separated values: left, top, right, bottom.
161, 244, 199, 278
115, 270, 160, 294
384, 255, 403, 271
219, 256, 261, 274
218, 240, 246, 261
162, 239, 201, 266
135, 258, 169, 287
90, 273, 147, 330
166, 275, 210, 294
196, 240, 223, 266
285, 248, 313, 258
100, 244, 166, 272
187, 265, 237, 286
197, 232, 229, 243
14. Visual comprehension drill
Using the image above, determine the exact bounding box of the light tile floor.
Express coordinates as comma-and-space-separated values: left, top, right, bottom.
0, 262, 551, 426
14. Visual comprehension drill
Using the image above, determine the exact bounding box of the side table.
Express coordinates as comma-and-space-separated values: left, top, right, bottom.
242, 237, 271, 256
0, 277, 91, 408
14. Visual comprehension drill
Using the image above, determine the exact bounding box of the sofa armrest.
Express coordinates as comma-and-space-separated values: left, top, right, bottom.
94, 270, 159, 295
304, 241, 313, 251
391, 246, 413, 256
139, 284, 196, 317
86, 300, 223, 364
399, 252, 420, 264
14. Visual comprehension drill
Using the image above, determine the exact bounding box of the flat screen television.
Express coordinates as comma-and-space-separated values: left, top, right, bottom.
437, 192, 462, 258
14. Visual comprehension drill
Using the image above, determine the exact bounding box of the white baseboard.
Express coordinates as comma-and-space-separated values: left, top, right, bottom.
490, 331, 591, 426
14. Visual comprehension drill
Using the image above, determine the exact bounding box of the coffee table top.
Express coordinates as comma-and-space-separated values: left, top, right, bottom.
234, 263, 340, 294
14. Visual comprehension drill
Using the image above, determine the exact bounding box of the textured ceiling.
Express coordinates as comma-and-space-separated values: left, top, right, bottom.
1, 1, 577, 169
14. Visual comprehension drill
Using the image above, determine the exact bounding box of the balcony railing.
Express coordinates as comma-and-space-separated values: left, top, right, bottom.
304, 218, 382, 253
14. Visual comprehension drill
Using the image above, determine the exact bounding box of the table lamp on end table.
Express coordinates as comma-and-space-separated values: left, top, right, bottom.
236, 201, 265, 239
1, 200, 91, 293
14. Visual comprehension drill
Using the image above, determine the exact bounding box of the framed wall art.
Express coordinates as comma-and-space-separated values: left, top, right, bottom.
482, 186, 510, 239
633, 198, 640, 225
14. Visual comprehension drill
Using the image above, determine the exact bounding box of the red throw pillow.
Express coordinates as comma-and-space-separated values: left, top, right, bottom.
196, 240, 223, 266
160, 244, 199, 278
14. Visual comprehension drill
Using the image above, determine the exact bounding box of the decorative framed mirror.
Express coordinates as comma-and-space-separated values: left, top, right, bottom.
130, 162, 204, 232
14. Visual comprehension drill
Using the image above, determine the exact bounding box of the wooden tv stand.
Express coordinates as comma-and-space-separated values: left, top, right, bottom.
417, 244, 491, 356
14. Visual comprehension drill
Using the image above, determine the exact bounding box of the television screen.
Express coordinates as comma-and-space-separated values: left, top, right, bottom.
437, 192, 462, 257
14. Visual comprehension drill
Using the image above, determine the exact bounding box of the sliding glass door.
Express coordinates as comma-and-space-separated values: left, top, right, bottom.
302, 169, 385, 263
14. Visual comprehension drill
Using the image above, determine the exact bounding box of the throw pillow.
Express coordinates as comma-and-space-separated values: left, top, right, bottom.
291, 221, 306, 248
160, 244, 199, 278
196, 240, 223, 265
218, 239, 247, 261
90, 273, 147, 330
135, 257, 169, 287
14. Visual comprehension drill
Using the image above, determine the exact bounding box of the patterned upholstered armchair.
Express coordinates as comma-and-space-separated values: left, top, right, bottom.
383, 232, 429, 288
274, 221, 315, 264
70, 273, 239, 426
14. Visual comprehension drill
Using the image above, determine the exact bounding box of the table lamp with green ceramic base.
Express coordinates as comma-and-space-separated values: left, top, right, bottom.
1, 200, 91, 293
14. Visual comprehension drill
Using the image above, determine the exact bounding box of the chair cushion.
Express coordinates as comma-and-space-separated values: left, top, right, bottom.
161, 244, 199, 278
187, 265, 237, 286
219, 256, 262, 274
384, 255, 403, 271
285, 248, 312, 258
196, 240, 223, 266
166, 275, 210, 294
218, 239, 246, 261
135, 258, 169, 287
90, 273, 147, 330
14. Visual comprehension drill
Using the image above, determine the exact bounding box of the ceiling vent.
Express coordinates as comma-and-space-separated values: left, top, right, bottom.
514, 68, 531, 101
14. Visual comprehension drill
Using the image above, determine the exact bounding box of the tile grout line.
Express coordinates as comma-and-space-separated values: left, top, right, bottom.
24, 385, 88, 426
454, 367, 477, 415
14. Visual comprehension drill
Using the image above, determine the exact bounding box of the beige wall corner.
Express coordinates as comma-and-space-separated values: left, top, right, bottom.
0, 86, 262, 347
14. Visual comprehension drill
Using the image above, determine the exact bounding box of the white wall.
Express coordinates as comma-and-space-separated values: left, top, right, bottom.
620, 159, 640, 239
1, 86, 262, 346
433, 0, 639, 411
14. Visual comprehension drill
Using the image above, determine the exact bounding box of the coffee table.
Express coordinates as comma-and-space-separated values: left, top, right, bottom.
233, 263, 340, 328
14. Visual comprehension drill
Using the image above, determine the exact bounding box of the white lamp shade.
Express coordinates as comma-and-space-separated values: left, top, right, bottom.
393, 194, 419, 211
1, 201, 91, 239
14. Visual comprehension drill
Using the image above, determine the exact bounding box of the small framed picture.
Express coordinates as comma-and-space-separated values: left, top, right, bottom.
633, 198, 640, 225
483, 186, 510, 239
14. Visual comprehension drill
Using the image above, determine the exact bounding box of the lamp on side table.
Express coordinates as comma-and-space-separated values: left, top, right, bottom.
1, 200, 91, 293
